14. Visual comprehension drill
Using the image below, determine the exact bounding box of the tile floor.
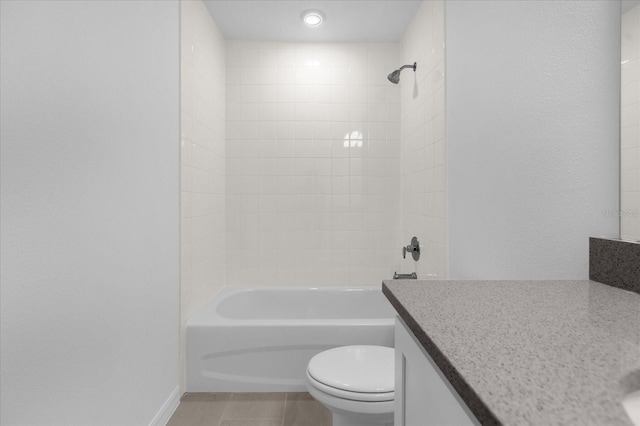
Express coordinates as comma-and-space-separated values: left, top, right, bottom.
167, 392, 332, 426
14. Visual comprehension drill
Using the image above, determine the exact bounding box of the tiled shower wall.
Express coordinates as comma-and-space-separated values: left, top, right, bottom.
399, 0, 447, 279
180, 0, 226, 390
225, 42, 403, 286
621, 4, 640, 241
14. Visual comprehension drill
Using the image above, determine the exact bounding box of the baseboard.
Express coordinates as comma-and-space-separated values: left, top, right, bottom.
149, 386, 181, 426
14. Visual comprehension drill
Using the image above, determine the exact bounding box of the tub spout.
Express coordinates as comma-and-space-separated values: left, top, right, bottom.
393, 272, 417, 280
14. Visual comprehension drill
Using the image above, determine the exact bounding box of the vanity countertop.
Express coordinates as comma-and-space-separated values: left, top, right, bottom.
382, 280, 640, 426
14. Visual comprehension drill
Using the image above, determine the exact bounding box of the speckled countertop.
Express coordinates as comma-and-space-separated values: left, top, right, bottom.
382, 280, 640, 426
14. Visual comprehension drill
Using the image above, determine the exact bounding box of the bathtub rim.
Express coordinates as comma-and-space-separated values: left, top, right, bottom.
186, 285, 394, 327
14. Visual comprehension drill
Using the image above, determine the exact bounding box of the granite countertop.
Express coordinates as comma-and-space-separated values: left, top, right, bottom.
382, 280, 640, 426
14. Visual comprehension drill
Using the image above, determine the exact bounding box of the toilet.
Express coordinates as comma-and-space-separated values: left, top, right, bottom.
305, 345, 395, 426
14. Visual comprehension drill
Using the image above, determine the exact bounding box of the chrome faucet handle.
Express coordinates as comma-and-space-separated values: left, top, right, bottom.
402, 236, 421, 261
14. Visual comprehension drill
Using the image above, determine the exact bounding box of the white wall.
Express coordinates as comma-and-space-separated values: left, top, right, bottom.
399, 0, 447, 279
0, 1, 180, 425
446, 1, 620, 279
225, 42, 403, 286
180, 0, 226, 392
621, 4, 640, 241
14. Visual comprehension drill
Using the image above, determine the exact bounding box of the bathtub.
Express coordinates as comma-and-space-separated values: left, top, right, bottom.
186, 286, 395, 392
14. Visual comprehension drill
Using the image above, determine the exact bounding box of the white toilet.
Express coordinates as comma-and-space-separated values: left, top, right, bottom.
305, 345, 395, 426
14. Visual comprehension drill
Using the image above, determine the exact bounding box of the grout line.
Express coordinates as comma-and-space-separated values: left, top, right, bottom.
217, 392, 232, 426
281, 392, 287, 426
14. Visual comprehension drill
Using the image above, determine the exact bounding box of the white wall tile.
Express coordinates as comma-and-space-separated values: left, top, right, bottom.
180, 0, 226, 391
400, 0, 447, 280
227, 42, 402, 285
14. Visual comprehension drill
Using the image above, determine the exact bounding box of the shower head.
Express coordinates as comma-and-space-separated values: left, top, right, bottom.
387, 62, 417, 84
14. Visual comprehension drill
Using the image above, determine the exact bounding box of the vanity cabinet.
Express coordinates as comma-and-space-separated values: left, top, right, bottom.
394, 317, 479, 426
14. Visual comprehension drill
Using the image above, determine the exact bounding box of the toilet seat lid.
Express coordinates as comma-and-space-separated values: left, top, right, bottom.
307, 345, 394, 394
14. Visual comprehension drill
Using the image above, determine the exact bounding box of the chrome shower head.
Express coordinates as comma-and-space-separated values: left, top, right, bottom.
387, 62, 417, 84
387, 69, 402, 84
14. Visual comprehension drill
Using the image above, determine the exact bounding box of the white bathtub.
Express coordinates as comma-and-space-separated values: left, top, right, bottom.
186, 286, 395, 392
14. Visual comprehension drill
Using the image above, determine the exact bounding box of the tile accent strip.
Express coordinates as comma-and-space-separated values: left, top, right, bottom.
589, 237, 640, 294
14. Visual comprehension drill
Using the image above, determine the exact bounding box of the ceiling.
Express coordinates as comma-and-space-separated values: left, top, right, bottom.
202, 1, 421, 43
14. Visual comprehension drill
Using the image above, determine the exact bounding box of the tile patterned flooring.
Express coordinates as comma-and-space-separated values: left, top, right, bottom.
167, 392, 332, 426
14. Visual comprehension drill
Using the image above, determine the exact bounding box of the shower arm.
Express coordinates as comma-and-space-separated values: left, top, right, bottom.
399, 63, 416, 72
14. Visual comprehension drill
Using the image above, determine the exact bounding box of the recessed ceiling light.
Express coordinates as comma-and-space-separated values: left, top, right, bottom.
301, 10, 325, 27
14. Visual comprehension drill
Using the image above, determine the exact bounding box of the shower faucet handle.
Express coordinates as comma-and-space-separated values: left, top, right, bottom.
402, 236, 421, 261
403, 245, 415, 258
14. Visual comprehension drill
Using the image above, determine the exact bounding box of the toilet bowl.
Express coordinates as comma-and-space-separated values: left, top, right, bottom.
305, 345, 395, 426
